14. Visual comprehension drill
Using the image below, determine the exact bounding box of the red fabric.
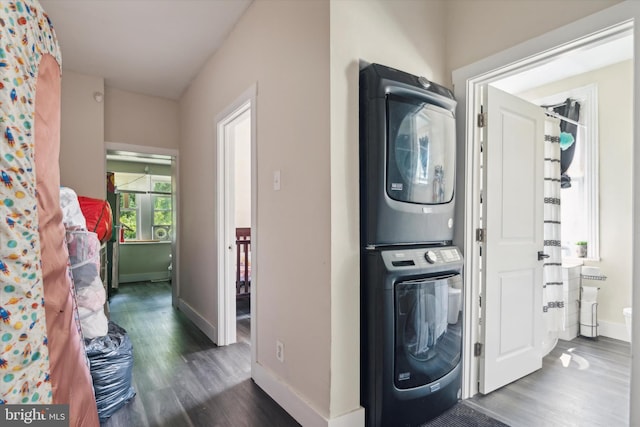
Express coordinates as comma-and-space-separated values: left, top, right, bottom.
35, 53, 100, 426
78, 196, 113, 244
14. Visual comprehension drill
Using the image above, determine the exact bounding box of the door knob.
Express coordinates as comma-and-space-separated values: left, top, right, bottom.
538, 251, 550, 261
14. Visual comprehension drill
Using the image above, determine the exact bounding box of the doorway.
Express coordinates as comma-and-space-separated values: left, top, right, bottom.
216, 85, 256, 350
452, 4, 638, 424
105, 143, 179, 307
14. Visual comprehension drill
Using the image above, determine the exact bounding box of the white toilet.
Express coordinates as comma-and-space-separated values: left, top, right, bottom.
623, 307, 632, 341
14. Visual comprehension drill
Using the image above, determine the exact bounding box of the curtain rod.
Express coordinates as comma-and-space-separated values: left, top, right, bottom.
541, 101, 569, 109
544, 110, 585, 128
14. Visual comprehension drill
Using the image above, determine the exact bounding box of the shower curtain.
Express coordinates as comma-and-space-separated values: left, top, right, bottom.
554, 99, 581, 188
542, 118, 564, 355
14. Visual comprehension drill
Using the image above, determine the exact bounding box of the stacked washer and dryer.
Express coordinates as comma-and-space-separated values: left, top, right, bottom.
359, 63, 464, 427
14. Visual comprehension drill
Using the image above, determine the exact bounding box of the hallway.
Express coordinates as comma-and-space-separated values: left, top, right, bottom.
95, 282, 631, 426
102, 282, 299, 427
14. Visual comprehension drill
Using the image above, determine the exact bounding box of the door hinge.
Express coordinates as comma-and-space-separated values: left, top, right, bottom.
474, 342, 483, 357
477, 111, 485, 128
475, 228, 485, 242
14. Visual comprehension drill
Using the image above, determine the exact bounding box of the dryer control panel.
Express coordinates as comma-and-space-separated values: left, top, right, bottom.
381, 246, 462, 271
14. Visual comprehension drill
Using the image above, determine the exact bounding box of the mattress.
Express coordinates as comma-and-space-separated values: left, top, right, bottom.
1, 1, 99, 424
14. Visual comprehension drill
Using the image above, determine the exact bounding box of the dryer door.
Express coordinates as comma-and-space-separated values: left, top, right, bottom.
386, 94, 456, 205
394, 274, 462, 390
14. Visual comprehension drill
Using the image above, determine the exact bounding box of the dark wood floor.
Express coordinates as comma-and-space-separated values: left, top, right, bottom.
101, 283, 630, 426
102, 282, 299, 427
467, 336, 631, 427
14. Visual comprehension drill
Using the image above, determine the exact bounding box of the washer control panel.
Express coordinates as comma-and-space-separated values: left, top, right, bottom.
382, 246, 462, 270
425, 250, 438, 264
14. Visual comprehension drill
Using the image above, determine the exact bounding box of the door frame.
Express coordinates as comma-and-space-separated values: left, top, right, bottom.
215, 84, 257, 354
452, 3, 638, 413
104, 142, 179, 307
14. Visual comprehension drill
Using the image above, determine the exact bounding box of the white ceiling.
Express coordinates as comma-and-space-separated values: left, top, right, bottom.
38, 1, 631, 101
39, 0, 253, 100
492, 32, 633, 94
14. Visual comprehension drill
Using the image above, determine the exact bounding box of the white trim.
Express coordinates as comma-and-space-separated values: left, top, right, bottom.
171, 154, 179, 306
253, 363, 365, 427
214, 84, 257, 351
327, 409, 365, 427
105, 141, 178, 157
585, 85, 599, 261
451, 9, 633, 86
105, 141, 180, 307
452, 3, 638, 412
118, 272, 170, 284
249, 84, 258, 377
177, 298, 218, 345
598, 320, 630, 342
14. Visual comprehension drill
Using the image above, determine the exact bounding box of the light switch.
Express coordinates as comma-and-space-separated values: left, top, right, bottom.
273, 170, 281, 191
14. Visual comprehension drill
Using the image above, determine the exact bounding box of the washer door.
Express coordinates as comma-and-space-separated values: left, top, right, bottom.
394, 274, 462, 389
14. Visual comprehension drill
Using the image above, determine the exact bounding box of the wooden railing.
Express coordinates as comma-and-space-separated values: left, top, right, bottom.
236, 228, 251, 297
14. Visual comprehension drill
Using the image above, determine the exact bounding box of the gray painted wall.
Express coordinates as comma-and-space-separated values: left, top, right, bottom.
118, 242, 171, 283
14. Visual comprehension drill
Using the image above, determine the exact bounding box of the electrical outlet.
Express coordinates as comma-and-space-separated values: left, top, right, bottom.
276, 340, 284, 362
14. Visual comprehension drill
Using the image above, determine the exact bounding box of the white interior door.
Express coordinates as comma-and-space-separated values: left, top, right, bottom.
217, 108, 239, 346
216, 99, 252, 346
479, 85, 545, 394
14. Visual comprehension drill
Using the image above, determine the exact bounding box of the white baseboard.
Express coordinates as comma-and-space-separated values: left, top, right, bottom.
119, 272, 171, 283
174, 304, 365, 426
177, 298, 218, 345
252, 362, 364, 427
328, 408, 365, 427
598, 320, 630, 342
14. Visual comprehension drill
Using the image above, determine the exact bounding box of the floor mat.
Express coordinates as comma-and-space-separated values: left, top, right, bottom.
421, 402, 509, 427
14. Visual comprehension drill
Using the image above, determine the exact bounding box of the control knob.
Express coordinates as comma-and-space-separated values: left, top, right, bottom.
425, 250, 438, 264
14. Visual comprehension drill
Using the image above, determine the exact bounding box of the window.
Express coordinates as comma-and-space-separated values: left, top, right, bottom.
119, 193, 138, 240
535, 84, 599, 259
153, 195, 172, 226
114, 173, 173, 242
